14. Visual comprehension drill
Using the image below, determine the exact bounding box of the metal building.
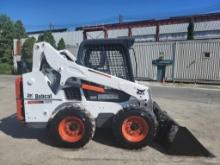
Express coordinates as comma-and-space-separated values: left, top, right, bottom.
13, 12, 220, 83
77, 12, 220, 42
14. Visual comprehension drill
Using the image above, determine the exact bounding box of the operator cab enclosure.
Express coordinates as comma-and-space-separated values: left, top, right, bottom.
76, 38, 135, 82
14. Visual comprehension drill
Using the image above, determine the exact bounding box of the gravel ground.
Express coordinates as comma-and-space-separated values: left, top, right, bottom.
0, 75, 220, 165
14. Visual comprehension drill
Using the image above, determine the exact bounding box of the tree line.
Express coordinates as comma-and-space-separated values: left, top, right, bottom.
0, 14, 66, 74
0, 15, 27, 74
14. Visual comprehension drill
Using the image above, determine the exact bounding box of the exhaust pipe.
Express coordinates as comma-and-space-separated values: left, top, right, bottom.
153, 102, 214, 157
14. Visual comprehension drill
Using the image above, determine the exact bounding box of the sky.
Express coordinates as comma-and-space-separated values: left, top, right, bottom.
1, 0, 220, 32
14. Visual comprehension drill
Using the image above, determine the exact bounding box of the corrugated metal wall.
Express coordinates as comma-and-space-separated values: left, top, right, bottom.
131, 42, 174, 80
174, 40, 220, 82
132, 26, 156, 35
132, 27, 156, 42
130, 39, 220, 83
160, 23, 188, 34
195, 21, 220, 31
87, 31, 105, 39
108, 29, 128, 38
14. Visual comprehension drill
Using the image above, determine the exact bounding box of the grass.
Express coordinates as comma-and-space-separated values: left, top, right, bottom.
0, 63, 12, 74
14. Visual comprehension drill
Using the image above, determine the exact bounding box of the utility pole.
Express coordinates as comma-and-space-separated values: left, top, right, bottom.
119, 15, 123, 23
49, 23, 55, 31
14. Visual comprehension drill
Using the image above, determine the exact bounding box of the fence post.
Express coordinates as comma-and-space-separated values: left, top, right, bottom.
172, 42, 177, 83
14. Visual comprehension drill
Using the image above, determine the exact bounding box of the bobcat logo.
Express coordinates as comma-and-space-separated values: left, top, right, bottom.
27, 93, 33, 98
35, 94, 52, 99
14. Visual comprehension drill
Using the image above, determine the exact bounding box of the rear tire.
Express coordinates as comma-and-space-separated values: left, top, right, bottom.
49, 106, 95, 148
113, 108, 155, 149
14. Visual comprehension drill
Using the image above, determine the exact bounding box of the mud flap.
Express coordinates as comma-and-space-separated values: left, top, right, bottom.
153, 102, 214, 157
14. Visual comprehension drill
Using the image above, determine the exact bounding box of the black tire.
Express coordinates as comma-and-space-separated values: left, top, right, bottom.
49, 105, 95, 148
113, 108, 155, 149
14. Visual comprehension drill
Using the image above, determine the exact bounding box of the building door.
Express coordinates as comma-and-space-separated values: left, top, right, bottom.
157, 65, 166, 82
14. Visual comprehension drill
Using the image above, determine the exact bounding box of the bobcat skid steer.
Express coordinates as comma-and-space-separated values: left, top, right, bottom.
15, 38, 213, 157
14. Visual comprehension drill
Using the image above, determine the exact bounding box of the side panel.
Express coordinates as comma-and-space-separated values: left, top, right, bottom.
22, 71, 65, 122
83, 101, 124, 118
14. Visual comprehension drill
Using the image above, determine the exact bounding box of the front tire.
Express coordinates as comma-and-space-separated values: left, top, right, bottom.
113, 108, 155, 149
49, 106, 95, 148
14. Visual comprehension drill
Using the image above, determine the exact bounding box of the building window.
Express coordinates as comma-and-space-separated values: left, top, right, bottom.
203, 52, 211, 58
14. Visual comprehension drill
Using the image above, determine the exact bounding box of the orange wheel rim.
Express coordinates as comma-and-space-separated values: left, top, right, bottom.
58, 116, 85, 143
122, 116, 149, 142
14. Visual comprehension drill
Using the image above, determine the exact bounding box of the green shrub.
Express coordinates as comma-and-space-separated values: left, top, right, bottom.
57, 38, 66, 50
21, 37, 36, 70
0, 63, 12, 74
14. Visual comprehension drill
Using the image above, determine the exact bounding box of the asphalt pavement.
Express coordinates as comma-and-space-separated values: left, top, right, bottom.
150, 85, 220, 104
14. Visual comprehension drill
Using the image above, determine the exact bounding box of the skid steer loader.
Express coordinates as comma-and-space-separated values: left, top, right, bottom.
15, 38, 213, 156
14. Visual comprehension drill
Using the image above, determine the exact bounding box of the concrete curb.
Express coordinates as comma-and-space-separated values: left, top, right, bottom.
139, 81, 220, 91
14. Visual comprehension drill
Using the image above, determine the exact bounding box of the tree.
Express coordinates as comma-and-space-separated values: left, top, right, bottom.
0, 15, 15, 73
0, 14, 27, 74
37, 31, 56, 48
37, 34, 44, 42
21, 37, 36, 71
14, 20, 27, 39
57, 38, 65, 50
187, 21, 194, 40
